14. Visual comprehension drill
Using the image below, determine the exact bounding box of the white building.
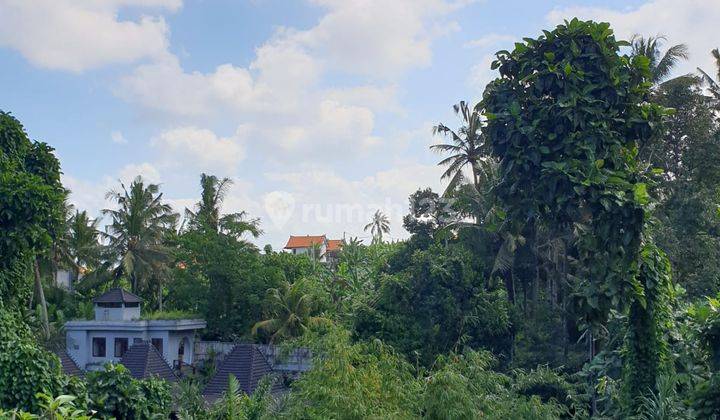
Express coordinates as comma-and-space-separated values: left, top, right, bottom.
64, 288, 206, 371
283, 235, 342, 263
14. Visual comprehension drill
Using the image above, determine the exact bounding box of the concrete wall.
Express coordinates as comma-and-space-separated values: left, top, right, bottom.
290, 244, 328, 262
68, 329, 183, 370
93, 305, 141, 321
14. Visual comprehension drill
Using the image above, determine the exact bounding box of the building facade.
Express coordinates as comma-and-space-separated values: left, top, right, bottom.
64, 288, 206, 371
283, 235, 343, 263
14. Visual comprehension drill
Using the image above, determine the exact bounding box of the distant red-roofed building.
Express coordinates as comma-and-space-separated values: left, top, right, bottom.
283, 235, 343, 264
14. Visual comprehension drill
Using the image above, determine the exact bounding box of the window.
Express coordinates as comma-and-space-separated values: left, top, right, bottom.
151, 338, 163, 354
114, 338, 128, 357
92, 337, 106, 357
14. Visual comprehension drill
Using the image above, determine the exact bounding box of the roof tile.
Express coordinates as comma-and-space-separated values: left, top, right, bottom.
120, 341, 178, 382
93, 288, 142, 304
284, 235, 327, 249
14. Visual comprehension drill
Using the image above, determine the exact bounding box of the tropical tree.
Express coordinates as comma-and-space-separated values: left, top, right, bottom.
364, 210, 390, 244
55, 208, 103, 281
431, 101, 490, 194
630, 34, 689, 85
103, 176, 177, 307
0, 111, 66, 339
252, 279, 330, 342
185, 173, 261, 242
698, 48, 720, 108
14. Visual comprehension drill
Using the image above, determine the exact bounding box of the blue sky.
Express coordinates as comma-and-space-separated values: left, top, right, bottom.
1, 0, 717, 248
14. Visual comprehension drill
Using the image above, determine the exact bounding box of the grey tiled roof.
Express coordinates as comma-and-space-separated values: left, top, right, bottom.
120, 342, 178, 382
93, 288, 142, 304
56, 349, 83, 377
203, 344, 285, 401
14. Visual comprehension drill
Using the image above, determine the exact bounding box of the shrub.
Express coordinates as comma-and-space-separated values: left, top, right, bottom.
513, 366, 573, 406
692, 373, 720, 418
0, 308, 65, 411
86, 363, 171, 419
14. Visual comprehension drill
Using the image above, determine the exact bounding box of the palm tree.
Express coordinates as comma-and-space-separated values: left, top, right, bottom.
698, 48, 720, 108
364, 210, 390, 244
185, 173, 261, 241
630, 35, 689, 85
431, 101, 489, 194
103, 176, 177, 307
251, 280, 330, 342
56, 209, 103, 280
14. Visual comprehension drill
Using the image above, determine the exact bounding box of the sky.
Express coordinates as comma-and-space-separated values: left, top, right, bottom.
1, 0, 719, 249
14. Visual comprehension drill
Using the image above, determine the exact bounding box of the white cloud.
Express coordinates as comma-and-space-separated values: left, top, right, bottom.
464, 33, 515, 49
295, 0, 464, 77
152, 126, 246, 174
0, 0, 180, 72
261, 162, 444, 245
546, 0, 720, 79
324, 85, 403, 114
468, 53, 497, 94
111, 131, 128, 144
117, 162, 162, 185
63, 162, 162, 218
117, 57, 258, 117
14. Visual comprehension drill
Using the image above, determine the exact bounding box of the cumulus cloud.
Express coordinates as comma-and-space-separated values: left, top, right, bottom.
151, 126, 246, 174
63, 162, 162, 217
111, 131, 128, 144
546, 0, 720, 79
116, 162, 162, 185
324, 85, 403, 114
0, 0, 180, 72
261, 162, 444, 245
295, 0, 464, 77
468, 53, 498, 94
464, 33, 515, 49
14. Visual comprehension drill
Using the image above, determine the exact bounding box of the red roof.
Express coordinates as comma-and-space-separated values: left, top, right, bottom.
326, 239, 343, 252
284, 235, 326, 249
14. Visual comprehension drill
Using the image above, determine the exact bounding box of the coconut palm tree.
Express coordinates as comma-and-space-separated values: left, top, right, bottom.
251, 280, 330, 342
364, 210, 390, 244
698, 48, 720, 108
431, 101, 489, 195
56, 209, 103, 280
630, 35, 689, 85
185, 173, 261, 241
103, 176, 177, 306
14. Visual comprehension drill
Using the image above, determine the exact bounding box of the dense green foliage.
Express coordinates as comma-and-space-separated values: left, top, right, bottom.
4, 18, 720, 420
85, 364, 171, 419
355, 244, 511, 366
0, 309, 66, 412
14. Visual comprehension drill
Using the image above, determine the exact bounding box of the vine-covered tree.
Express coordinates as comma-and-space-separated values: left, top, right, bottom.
481, 19, 673, 415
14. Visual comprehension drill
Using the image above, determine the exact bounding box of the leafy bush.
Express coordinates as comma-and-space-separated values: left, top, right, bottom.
141, 310, 201, 320
282, 327, 422, 419
86, 363, 171, 419
0, 393, 92, 419
0, 309, 65, 412
176, 379, 207, 419
513, 367, 573, 405
424, 352, 566, 420
692, 373, 720, 419
209, 375, 272, 420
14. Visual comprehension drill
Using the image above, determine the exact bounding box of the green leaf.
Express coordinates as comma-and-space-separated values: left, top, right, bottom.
633, 183, 649, 205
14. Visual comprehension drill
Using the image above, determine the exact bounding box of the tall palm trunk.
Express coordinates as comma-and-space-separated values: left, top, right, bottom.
34, 258, 50, 340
